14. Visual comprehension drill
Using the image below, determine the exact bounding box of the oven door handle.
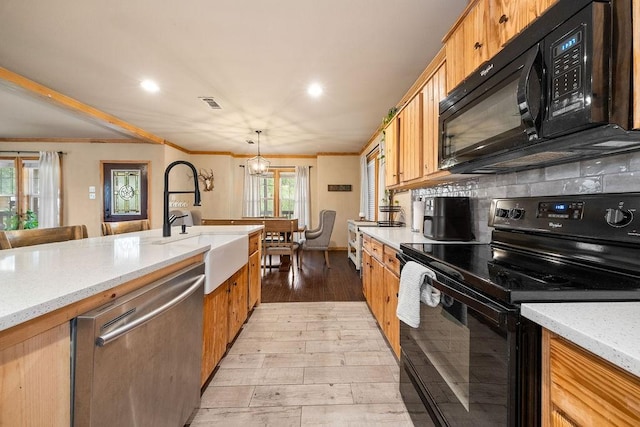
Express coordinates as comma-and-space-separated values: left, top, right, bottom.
430, 278, 507, 327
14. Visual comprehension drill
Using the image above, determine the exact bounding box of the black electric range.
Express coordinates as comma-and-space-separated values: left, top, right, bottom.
402, 193, 640, 305
398, 193, 640, 427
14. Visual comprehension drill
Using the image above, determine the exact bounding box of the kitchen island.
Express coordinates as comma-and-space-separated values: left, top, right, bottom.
0, 225, 262, 426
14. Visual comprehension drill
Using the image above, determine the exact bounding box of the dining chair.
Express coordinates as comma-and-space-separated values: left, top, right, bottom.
299, 210, 336, 268
262, 218, 300, 275
101, 219, 151, 236
0, 225, 88, 250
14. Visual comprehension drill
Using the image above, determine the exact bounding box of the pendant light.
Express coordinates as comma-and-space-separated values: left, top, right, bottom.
246, 130, 270, 175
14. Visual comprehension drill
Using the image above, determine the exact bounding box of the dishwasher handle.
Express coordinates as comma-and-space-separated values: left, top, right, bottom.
96, 274, 205, 347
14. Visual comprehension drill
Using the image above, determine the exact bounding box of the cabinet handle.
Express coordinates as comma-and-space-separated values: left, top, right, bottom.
474, 42, 483, 50
499, 14, 509, 24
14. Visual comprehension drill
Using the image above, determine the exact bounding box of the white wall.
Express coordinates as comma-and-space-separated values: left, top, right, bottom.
2, 141, 165, 237
1, 142, 360, 247
316, 155, 360, 248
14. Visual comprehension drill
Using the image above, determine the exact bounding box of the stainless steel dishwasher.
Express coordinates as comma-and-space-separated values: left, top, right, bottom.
73, 262, 205, 427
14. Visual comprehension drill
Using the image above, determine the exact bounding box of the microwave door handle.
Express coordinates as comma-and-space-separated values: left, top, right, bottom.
517, 44, 543, 139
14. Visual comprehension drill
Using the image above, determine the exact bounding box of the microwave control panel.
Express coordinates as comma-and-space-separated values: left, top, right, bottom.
549, 27, 585, 118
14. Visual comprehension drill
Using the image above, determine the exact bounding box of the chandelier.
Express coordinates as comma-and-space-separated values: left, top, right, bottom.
246, 130, 270, 176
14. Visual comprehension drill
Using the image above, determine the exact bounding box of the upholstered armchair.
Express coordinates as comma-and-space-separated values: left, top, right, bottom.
298, 210, 336, 268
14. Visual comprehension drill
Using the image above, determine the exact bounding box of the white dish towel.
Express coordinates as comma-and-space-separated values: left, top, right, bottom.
396, 261, 441, 328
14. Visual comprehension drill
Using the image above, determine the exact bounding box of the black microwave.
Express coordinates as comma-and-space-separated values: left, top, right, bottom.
439, 0, 640, 174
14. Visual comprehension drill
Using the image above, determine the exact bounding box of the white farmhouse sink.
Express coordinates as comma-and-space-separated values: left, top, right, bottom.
200, 234, 248, 294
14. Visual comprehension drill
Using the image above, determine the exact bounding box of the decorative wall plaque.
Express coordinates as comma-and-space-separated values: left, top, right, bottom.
328, 184, 352, 192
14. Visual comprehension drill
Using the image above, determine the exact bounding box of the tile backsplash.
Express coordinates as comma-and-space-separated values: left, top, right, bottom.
412, 151, 640, 242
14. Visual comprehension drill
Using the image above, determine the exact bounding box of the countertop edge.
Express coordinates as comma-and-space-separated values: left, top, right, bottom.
0, 225, 263, 332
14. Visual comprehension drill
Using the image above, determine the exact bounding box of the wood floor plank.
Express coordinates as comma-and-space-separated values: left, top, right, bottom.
261, 251, 364, 303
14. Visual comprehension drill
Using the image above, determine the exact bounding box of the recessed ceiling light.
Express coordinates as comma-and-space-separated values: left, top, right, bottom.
140, 79, 160, 93
307, 82, 323, 98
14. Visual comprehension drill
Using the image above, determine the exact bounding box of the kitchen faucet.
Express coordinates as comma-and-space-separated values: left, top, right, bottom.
163, 160, 201, 237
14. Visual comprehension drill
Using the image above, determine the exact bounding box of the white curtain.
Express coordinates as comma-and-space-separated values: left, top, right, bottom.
293, 166, 310, 229
242, 166, 261, 217
38, 151, 61, 228
359, 155, 368, 219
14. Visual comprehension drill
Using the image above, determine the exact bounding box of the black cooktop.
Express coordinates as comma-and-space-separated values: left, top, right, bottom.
400, 242, 640, 304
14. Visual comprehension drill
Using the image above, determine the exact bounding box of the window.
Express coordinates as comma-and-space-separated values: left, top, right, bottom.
366, 151, 380, 221
0, 156, 40, 230
256, 169, 295, 218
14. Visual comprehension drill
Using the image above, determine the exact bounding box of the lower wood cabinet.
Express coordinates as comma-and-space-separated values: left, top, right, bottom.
0, 322, 70, 426
542, 329, 640, 426
228, 265, 248, 340
201, 283, 228, 386
362, 235, 401, 359
201, 263, 249, 386
248, 237, 261, 310
362, 249, 372, 302
382, 266, 400, 358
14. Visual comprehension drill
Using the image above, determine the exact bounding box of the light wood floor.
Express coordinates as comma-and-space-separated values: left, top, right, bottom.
189, 302, 416, 426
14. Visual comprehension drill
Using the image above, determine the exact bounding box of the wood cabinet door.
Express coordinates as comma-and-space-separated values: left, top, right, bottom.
399, 93, 423, 182
248, 250, 261, 310
423, 62, 447, 176
489, 0, 526, 55
228, 265, 249, 341
0, 323, 70, 426
463, 0, 490, 77
370, 257, 385, 325
542, 330, 640, 426
362, 249, 372, 304
536, 0, 558, 17
201, 283, 228, 386
383, 267, 400, 358
445, 22, 466, 93
384, 117, 399, 186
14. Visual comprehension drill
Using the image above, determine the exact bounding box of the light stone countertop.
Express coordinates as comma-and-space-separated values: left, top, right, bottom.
361, 226, 481, 250
522, 302, 640, 377
0, 225, 263, 332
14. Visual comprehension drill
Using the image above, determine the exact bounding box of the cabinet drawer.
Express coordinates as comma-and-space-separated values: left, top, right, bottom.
370, 238, 383, 261
362, 234, 372, 253
248, 231, 260, 255
383, 246, 400, 277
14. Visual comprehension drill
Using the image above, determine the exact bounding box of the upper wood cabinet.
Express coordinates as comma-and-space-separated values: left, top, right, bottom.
445, 0, 558, 93
399, 92, 423, 183
489, 0, 558, 55
446, 0, 490, 93
422, 61, 447, 175
384, 117, 399, 186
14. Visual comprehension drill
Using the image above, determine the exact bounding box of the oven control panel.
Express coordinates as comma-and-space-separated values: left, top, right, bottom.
489, 193, 640, 243
537, 201, 584, 220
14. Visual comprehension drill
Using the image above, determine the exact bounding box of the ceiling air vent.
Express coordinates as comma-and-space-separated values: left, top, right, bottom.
199, 97, 221, 109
